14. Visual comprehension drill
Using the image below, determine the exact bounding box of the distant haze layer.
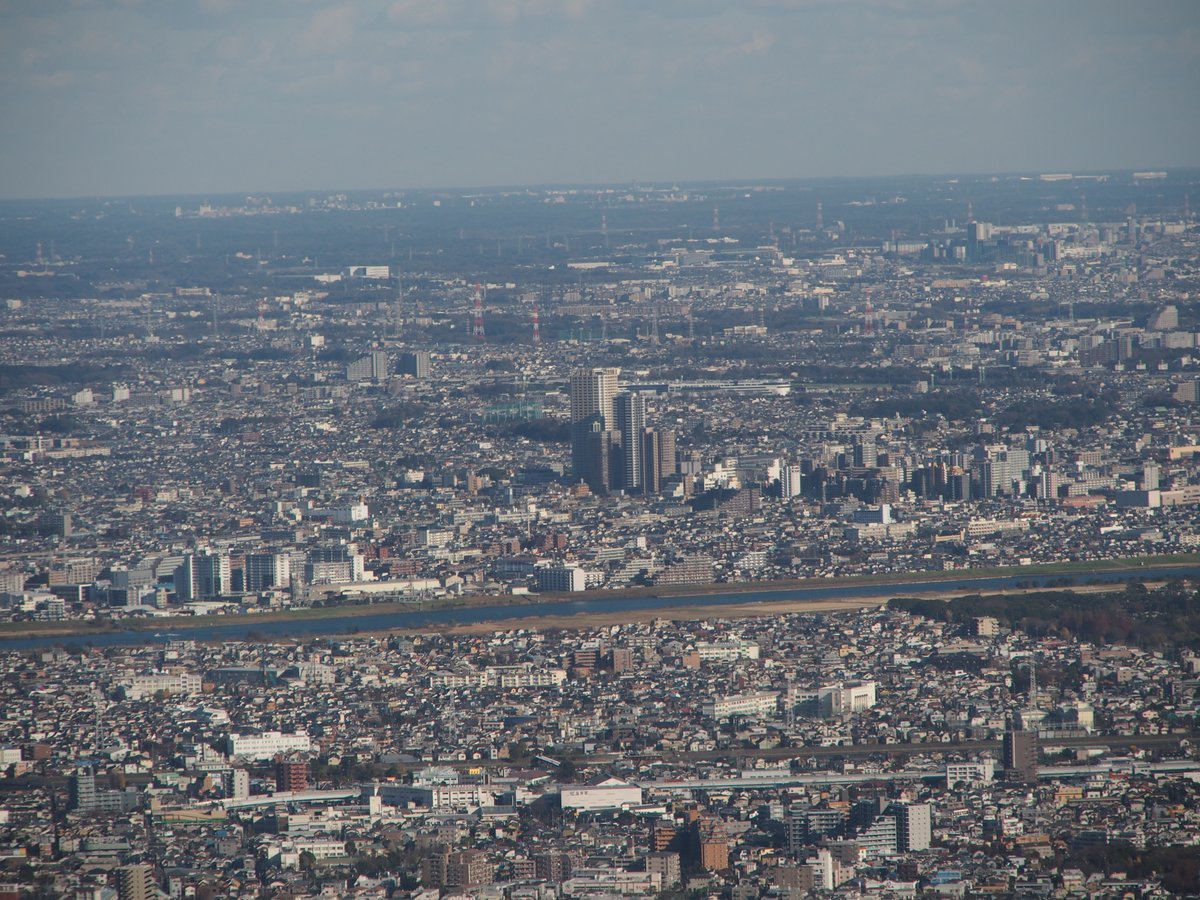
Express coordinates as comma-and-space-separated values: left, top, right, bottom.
1, 0, 1199, 199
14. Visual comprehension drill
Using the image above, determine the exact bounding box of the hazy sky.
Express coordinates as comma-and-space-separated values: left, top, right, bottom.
2, 0, 1198, 199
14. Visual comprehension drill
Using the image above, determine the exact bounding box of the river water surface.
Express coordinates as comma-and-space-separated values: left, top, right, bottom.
4, 566, 1197, 651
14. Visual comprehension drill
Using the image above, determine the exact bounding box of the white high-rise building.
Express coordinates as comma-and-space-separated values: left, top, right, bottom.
780, 463, 802, 499
176, 551, 230, 601
811, 848, 835, 891
614, 392, 645, 491
569, 367, 620, 426
886, 802, 932, 852
536, 564, 587, 593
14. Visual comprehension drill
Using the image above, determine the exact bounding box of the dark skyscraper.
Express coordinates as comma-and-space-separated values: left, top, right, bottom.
641, 429, 663, 496
641, 427, 677, 496
1002, 729, 1039, 782
576, 413, 616, 494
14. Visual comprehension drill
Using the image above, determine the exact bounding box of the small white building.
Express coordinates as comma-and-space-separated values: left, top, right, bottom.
945, 759, 995, 785
536, 564, 587, 593
560, 776, 642, 811
818, 681, 877, 718
694, 640, 760, 662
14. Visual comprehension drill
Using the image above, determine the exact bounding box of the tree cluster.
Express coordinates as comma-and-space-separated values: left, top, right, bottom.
890, 581, 1200, 649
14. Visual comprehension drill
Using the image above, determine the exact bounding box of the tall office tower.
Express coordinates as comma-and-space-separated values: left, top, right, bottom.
948, 467, 970, 501
931, 461, 948, 495
642, 428, 677, 496
966, 220, 992, 261
194, 551, 230, 598
779, 463, 802, 500
570, 367, 620, 488
175, 551, 230, 601
614, 392, 646, 492
398, 350, 431, 378
1002, 729, 1039, 782
117, 865, 155, 900
243, 552, 291, 592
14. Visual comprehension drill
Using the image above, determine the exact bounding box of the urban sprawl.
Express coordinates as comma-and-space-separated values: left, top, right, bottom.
1, 172, 1200, 898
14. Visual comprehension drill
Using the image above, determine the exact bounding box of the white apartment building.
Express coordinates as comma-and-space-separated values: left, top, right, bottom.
703, 691, 779, 720
946, 759, 995, 784
119, 669, 202, 701
428, 670, 488, 689
485, 664, 567, 688
694, 640, 761, 662
225, 731, 312, 760
428, 664, 567, 689
535, 564, 588, 593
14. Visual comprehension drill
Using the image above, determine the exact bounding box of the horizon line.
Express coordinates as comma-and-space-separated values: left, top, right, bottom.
2, 164, 1197, 205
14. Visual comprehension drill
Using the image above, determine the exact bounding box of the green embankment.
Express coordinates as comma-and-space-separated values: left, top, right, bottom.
1, 552, 1196, 641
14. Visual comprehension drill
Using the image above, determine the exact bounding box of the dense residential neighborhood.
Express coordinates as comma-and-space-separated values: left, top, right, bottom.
2, 172, 1200, 897
1, 607, 1199, 898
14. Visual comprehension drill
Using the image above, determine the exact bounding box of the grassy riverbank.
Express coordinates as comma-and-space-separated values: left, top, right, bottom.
1, 552, 1196, 642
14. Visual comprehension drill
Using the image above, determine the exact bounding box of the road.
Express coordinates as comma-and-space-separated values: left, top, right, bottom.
2, 733, 1192, 795
397, 731, 1196, 770
584, 732, 1195, 766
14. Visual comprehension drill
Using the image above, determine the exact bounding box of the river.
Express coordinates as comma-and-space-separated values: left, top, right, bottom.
3, 565, 1197, 651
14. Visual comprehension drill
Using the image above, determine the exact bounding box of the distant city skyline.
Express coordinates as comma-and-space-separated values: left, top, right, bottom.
2, 0, 1199, 200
